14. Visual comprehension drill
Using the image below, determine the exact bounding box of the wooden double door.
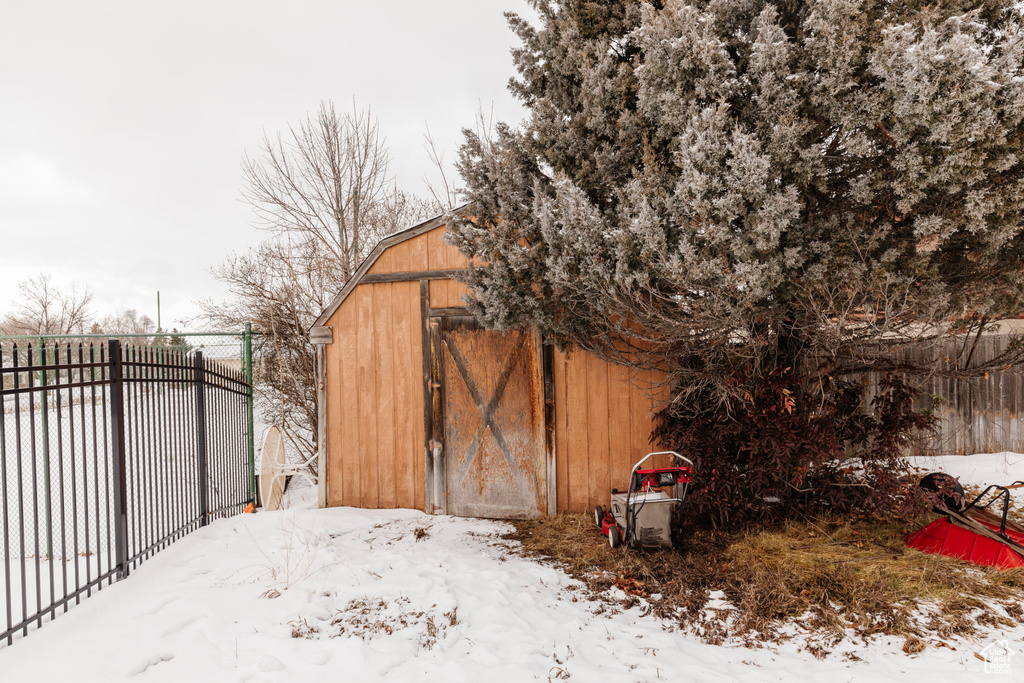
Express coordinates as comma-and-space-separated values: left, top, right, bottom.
427, 316, 549, 519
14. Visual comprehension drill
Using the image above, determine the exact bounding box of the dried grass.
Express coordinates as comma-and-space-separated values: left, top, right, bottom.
505, 511, 1024, 650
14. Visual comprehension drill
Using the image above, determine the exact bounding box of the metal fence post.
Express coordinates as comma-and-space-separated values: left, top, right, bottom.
194, 351, 209, 527
108, 340, 130, 579
243, 323, 256, 506
38, 340, 53, 563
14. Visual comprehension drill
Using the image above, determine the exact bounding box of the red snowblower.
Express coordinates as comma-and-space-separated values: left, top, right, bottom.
905, 473, 1024, 569
594, 451, 693, 549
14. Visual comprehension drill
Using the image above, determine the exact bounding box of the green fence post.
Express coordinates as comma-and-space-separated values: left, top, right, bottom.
244, 323, 256, 505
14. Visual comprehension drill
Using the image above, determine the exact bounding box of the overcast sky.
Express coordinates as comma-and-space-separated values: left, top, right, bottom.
0, 1, 531, 330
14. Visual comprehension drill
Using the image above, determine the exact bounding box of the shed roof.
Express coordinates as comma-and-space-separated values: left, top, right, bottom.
310, 204, 474, 329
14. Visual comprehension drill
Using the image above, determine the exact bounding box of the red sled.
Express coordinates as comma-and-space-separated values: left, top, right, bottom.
906, 479, 1024, 570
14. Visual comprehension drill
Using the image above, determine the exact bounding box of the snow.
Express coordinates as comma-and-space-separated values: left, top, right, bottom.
2, 459, 1023, 680
909, 451, 1024, 504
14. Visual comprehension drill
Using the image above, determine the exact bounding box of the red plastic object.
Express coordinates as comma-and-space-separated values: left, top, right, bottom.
905, 517, 1024, 569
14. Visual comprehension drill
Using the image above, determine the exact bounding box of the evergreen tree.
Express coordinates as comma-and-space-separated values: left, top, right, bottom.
451, 0, 1024, 412
451, 0, 1024, 520
167, 329, 192, 355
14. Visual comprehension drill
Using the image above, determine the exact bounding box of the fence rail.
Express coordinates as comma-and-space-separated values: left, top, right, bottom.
1, 339, 252, 646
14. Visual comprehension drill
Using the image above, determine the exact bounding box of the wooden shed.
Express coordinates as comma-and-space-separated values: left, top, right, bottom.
311, 213, 669, 519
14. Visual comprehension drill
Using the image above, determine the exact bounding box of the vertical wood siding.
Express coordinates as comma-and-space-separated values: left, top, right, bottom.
551, 350, 669, 513
365, 225, 470, 308
425, 228, 470, 308
325, 281, 426, 508
325, 225, 466, 507
325, 289, 427, 508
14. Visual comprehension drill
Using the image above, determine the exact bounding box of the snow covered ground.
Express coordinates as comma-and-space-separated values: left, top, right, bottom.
1, 480, 1021, 682
908, 451, 1024, 502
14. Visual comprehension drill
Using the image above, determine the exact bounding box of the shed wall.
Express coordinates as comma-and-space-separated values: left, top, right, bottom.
325, 225, 468, 508
325, 281, 425, 509
323, 223, 669, 515
552, 350, 669, 512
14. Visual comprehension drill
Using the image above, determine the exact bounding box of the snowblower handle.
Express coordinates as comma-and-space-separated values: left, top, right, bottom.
629, 451, 694, 474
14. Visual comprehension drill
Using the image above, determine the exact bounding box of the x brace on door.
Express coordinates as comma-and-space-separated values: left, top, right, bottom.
443, 334, 532, 487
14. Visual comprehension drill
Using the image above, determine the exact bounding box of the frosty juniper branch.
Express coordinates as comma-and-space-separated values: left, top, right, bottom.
449, 0, 1024, 415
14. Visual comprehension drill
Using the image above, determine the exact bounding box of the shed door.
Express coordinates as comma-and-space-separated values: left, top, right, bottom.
434, 316, 544, 519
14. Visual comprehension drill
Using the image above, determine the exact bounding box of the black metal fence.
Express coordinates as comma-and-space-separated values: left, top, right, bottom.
0, 340, 252, 646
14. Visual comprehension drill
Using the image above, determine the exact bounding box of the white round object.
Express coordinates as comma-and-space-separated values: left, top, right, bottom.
258, 425, 287, 511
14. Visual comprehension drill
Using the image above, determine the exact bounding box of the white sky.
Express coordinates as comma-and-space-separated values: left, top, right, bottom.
0, 1, 530, 330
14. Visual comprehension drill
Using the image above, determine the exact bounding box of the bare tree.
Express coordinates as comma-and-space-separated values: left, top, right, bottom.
98, 309, 156, 336
205, 100, 434, 467
1, 274, 93, 337
202, 239, 336, 464
422, 124, 462, 211
242, 100, 413, 283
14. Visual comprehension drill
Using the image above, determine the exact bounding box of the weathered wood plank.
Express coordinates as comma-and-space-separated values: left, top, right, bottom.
421, 281, 435, 512
939, 353, 954, 454
608, 361, 633, 495
407, 230, 431, 272
565, 352, 589, 513
317, 344, 329, 508
355, 286, 377, 507
529, 332, 549, 515
375, 284, 397, 509
553, 349, 570, 512
542, 341, 557, 516
386, 246, 416, 510
1007, 368, 1015, 452
629, 370, 653, 481
447, 279, 470, 309
1013, 364, 1020, 452
362, 269, 467, 284
369, 243, 395, 275
427, 228, 449, 308
338, 297, 360, 506
392, 281, 415, 509
976, 340, 988, 453
586, 353, 610, 513
429, 317, 446, 514
408, 281, 426, 511
309, 326, 333, 345
426, 224, 448, 272
325, 342, 343, 505
991, 336, 1004, 452
442, 228, 469, 307
389, 239, 411, 274
427, 307, 471, 317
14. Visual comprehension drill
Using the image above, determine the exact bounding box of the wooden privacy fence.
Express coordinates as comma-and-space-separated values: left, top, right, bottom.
858, 334, 1024, 456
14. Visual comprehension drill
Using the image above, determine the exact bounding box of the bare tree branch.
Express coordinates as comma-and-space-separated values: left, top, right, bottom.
1, 274, 94, 336
206, 100, 435, 467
